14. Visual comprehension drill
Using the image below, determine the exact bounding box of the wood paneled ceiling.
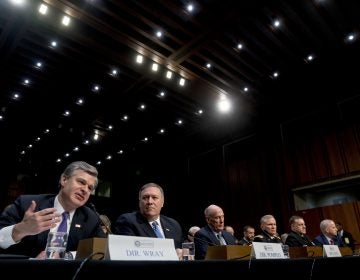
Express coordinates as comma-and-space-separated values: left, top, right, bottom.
0, 0, 359, 178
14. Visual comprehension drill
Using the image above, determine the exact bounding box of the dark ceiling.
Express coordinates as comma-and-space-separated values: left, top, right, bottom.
1, 0, 360, 183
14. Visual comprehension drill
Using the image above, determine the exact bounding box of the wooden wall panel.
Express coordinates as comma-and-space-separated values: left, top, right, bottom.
339, 125, 360, 172
324, 129, 346, 177
294, 143, 313, 185
309, 134, 330, 180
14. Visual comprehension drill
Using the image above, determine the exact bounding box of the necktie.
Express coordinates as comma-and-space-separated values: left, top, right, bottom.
58, 212, 69, 233
217, 233, 226, 245
152, 221, 164, 238
330, 239, 334, 245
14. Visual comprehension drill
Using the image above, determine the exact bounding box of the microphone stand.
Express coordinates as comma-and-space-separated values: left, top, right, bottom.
88, 203, 112, 235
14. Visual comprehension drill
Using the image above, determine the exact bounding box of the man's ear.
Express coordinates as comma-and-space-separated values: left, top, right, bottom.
59, 175, 67, 187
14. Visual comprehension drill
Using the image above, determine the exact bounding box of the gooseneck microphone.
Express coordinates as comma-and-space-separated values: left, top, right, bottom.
88, 203, 112, 234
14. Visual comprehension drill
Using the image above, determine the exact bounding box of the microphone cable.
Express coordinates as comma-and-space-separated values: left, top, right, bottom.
309, 257, 316, 280
71, 252, 104, 280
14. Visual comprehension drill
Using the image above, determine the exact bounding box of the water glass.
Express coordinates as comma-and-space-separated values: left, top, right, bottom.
182, 242, 195, 261
45, 231, 68, 259
281, 244, 290, 258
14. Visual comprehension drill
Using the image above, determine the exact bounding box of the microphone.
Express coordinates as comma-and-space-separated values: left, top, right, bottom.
88, 203, 112, 234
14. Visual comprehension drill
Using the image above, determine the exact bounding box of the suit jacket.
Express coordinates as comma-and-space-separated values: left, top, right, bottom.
285, 231, 314, 247
253, 230, 282, 243
0, 194, 106, 257
113, 211, 183, 248
339, 230, 356, 250
313, 234, 344, 247
194, 225, 236, 260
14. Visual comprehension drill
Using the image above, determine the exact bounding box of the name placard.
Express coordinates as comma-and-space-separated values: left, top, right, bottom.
323, 245, 341, 257
104, 234, 179, 261
251, 242, 285, 259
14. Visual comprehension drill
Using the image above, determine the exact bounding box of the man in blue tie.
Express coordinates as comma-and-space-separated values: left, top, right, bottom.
0, 161, 106, 258
194, 204, 237, 260
114, 182, 183, 249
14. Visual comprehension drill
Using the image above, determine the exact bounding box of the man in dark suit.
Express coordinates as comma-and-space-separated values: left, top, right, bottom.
285, 215, 314, 247
113, 182, 183, 249
313, 219, 344, 247
194, 204, 236, 260
0, 161, 106, 258
336, 221, 356, 250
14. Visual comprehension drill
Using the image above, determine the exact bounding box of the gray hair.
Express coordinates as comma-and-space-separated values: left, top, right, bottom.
320, 219, 334, 234
260, 214, 275, 225
138, 182, 164, 199
60, 161, 98, 188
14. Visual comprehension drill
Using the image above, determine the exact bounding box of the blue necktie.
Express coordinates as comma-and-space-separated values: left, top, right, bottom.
58, 212, 69, 233
217, 233, 226, 245
152, 221, 164, 238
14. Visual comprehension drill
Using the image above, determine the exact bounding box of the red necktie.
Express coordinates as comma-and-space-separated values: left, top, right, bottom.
330, 239, 334, 245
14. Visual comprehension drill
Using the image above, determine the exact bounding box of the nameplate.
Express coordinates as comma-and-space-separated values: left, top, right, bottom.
323, 245, 341, 257
104, 234, 179, 261
251, 242, 285, 259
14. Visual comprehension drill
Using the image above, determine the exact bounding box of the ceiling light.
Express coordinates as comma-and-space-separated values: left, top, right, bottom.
9, 0, 25, 6
152, 63, 159, 72
166, 70, 173, 79
217, 95, 231, 113
179, 77, 186, 86
158, 91, 166, 98
38, 4, 48, 15
76, 98, 84, 105
62, 15, 71, 26
136, 54, 143, 64
50, 41, 57, 48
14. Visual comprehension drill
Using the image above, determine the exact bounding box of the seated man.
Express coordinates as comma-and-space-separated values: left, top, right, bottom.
0, 161, 106, 258
113, 182, 183, 249
253, 214, 282, 243
313, 219, 344, 247
238, 225, 255, 246
194, 204, 236, 260
285, 215, 314, 247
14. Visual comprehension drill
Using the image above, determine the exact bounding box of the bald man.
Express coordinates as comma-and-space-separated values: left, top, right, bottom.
194, 204, 236, 259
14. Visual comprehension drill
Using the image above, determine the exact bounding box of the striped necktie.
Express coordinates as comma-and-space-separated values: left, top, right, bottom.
217, 233, 226, 245
152, 221, 164, 238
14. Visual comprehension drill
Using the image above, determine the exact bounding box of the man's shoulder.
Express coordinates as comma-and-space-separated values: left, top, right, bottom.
160, 214, 181, 227
15, 194, 54, 203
